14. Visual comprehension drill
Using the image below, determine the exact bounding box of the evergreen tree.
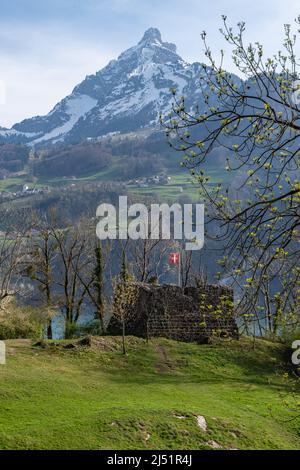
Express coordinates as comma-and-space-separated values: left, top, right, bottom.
94, 242, 105, 333
120, 249, 130, 282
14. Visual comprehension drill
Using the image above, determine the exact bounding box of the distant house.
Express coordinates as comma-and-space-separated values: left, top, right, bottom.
131, 173, 171, 188
158, 175, 170, 185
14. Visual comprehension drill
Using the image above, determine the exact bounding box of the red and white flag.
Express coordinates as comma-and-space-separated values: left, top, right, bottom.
169, 252, 180, 266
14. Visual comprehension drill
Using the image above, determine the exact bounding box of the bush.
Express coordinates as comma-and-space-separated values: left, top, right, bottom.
0, 303, 45, 340
280, 327, 300, 347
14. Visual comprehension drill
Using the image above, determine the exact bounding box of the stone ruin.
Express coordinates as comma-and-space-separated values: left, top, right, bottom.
108, 282, 239, 344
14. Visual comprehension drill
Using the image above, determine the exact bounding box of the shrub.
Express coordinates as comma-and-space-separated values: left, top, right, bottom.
0, 302, 45, 340
280, 327, 300, 347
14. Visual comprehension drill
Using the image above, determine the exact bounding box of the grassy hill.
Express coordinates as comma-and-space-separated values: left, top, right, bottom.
0, 336, 299, 450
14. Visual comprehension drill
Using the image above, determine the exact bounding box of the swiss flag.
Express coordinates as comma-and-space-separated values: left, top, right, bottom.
169, 252, 180, 265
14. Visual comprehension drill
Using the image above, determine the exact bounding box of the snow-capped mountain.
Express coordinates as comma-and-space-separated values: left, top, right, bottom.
0, 28, 211, 146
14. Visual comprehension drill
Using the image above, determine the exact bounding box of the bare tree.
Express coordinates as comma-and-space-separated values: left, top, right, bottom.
0, 221, 29, 309
180, 250, 194, 288
25, 217, 58, 339
112, 281, 138, 354
50, 222, 92, 338
128, 238, 175, 283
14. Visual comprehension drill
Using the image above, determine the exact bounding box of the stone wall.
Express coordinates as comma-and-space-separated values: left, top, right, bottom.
108, 282, 239, 344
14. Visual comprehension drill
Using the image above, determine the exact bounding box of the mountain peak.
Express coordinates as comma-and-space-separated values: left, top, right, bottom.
1, 29, 212, 145
138, 28, 177, 54
139, 28, 162, 44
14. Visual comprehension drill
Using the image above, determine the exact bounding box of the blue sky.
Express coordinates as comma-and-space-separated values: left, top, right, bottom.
0, 0, 299, 127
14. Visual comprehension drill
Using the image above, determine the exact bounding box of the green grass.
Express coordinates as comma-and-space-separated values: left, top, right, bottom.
131, 184, 200, 202
0, 162, 124, 193
0, 175, 27, 192
129, 169, 233, 201
36, 159, 124, 187
129, 173, 201, 202
0, 336, 299, 450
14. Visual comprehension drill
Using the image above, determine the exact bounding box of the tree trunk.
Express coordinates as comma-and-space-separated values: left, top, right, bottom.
122, 320, 126, 355
47, 319, 53, 340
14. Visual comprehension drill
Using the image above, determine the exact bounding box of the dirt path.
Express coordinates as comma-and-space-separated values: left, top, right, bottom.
154, 343, 173, 373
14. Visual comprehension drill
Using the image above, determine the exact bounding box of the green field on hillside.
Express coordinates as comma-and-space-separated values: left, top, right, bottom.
0, 162, 230, 204
0, 160, 124, 193
130, 169, 231, 201
0, 336, 299, 450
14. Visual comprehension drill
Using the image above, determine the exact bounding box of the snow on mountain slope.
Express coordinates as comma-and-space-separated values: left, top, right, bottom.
0, 28, 217, 146
32, 94, 97, 144
0, 123, 40, 141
